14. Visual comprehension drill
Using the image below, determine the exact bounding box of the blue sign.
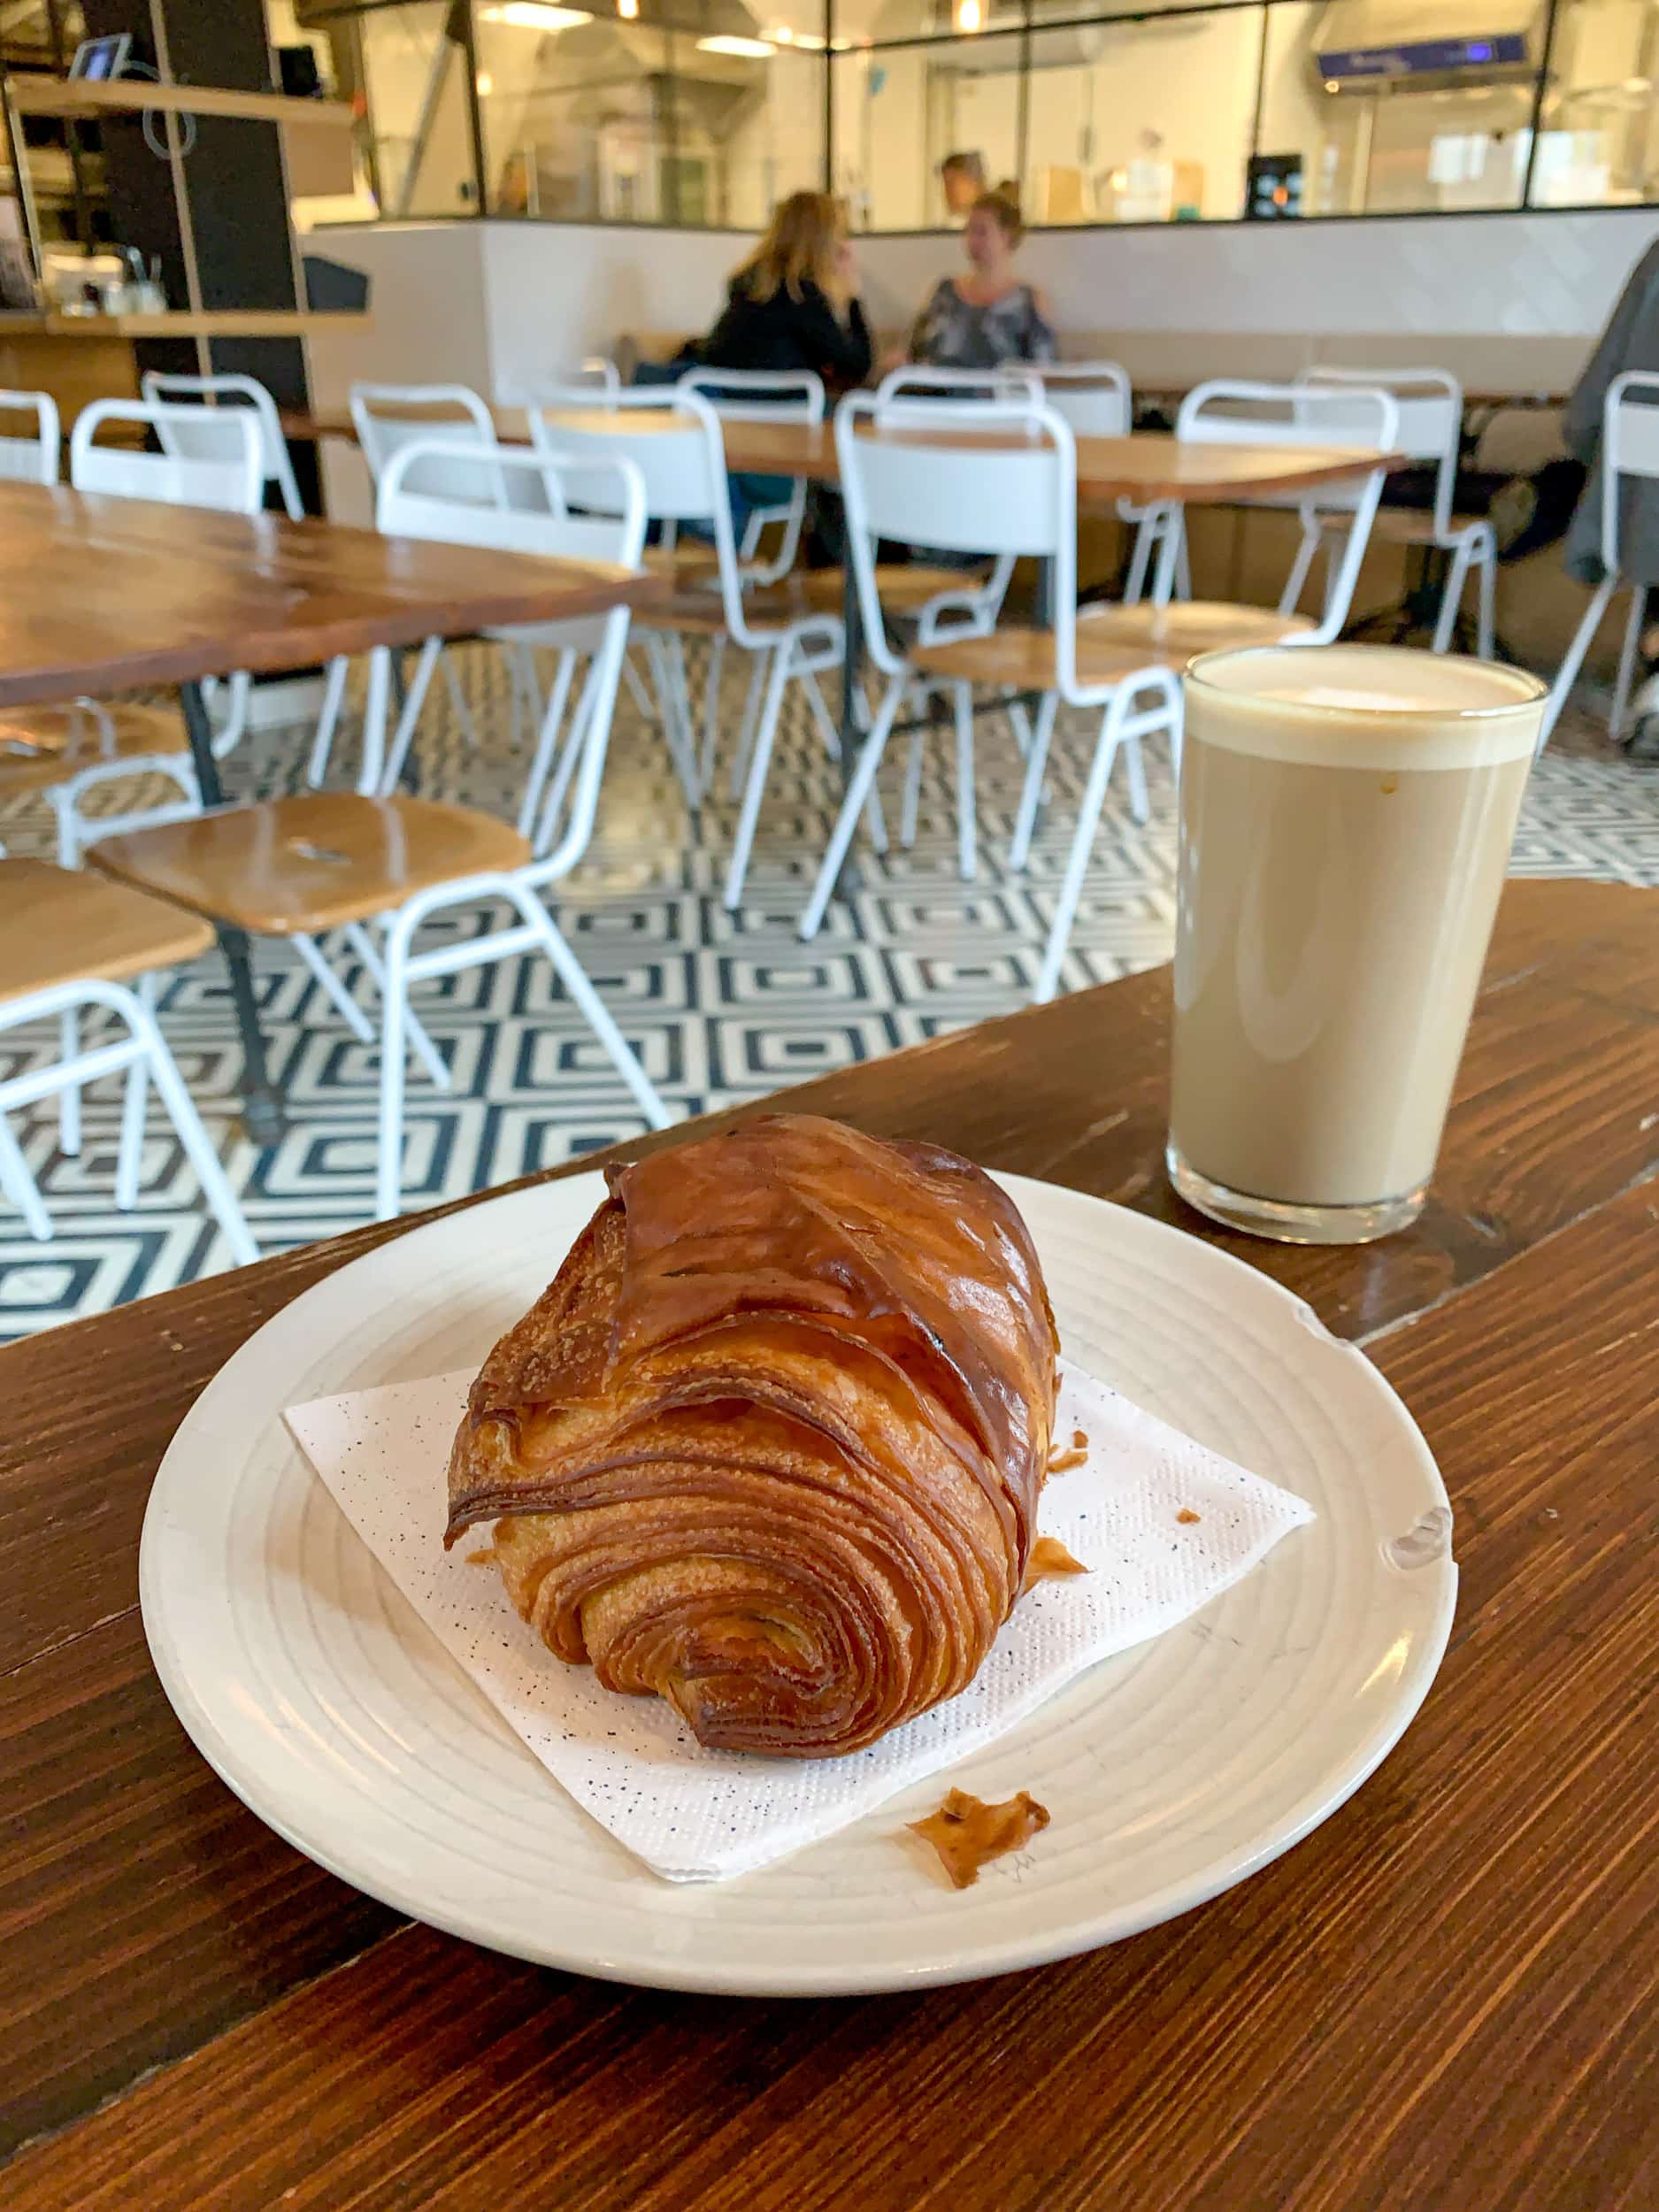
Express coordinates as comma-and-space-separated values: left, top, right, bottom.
1317, 33, 1528, 76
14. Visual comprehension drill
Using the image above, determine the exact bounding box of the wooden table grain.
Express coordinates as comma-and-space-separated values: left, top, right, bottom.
3, 875, 1656, 2209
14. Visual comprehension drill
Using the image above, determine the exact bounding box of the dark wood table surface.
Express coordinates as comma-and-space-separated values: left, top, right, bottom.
0, 480, 661, 710
0, 479, 663, 1148
4, 875, 1657, 2209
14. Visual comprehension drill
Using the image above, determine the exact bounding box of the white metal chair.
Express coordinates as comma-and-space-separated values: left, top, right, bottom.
1542, 368, 1659, 754
89, 439, 670, 1223
342, 382, 501, 775
141, 370, 306, 518
1296, 366, 1494, 657
1084, 379, 1400, 649
796, 389, 1181, 1005
676, 366, 826, 785
0, 388, 59, 483
0, 858, 256, 1266
1040, 360, 1190, 603
529, 388, 883, 911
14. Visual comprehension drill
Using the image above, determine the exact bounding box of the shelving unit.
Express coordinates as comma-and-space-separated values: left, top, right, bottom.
6, 76, 354, 128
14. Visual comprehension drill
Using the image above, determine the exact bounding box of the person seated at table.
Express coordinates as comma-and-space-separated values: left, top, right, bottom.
697, 190, 873, 391
940, 149, 987, 221
906, 188, 1056, 375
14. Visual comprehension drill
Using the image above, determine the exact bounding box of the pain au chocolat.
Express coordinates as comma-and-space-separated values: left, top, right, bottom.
445, 1114, 1059, 1758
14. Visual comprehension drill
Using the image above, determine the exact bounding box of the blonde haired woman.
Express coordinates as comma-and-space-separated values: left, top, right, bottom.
697, 190, 873, 390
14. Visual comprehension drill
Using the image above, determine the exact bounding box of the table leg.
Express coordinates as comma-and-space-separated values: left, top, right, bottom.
179, 680, 285, 1148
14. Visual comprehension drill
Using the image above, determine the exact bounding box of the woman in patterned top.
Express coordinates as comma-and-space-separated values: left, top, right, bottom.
908, 188, 1056, 373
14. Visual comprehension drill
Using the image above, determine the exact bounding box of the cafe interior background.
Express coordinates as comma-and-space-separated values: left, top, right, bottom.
3, 0, 1659, 1330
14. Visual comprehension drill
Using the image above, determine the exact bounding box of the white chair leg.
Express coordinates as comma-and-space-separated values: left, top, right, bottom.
1611, 582, 1648, 739
1281, 525, 1321, 619
376, 928, 411, 1224
1123, 508, 1158, 605
57, 1008, 81, 1158
342, 922, 450, 1089
643, 632, 701, 807
293, 931, 375, 1043
518, 895, 672, 1134
700, 633, 726, 788
1474, 534, 1497, 663
665, 634, 701, 802
514, 648, 578, 839
127, 989, 257, 1265
357, 645, 392, 796
621, 649, 657, 724
799, 673, 908, 941
114, 973, 157, 1210
378, 635, 442, 795
307, 655, 351, 787
1540, 572, 1619, 754
1009, 692, 1059, 870
803, 664, 886, 856
1123, 733, 1150, 825
728, 648, 769, 798
1432, 537, 1476, 655
1004, 692, 1033, 758
1034, 694, 1131, 1005
1175, 526, 1192, 601
439, 645, 479, 751
953, 682, 977, 880
900, 728, 926, 849
0, 1112, 51, 1241
533, 666, 602, 857
724, 644, 795, 910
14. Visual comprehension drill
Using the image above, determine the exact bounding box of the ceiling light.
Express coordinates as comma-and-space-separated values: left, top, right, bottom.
480, 4, 594, 28
955, 0, 983, 32
618, 0, 638, 15
696, 34, 775, 55
476, 70, 494, 93
772, 25, 794, 42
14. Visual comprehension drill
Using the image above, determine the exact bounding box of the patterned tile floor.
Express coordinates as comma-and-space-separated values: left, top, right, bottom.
0, 645, 1655, 1340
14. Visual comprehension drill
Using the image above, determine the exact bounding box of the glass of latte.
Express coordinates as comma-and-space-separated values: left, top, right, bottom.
1167, 643, 1548, 1244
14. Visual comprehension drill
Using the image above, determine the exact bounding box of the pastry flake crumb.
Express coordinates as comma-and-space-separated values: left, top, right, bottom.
907, 1787, 1051, 1889
1176, 1509, 1202, 1526
465, 1546, 495, 1565
1024, 1534, 1089, 1588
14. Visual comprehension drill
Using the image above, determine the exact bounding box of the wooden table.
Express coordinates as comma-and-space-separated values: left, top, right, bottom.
288, 402, 1402, 511
4, 874, 1655, 2209
0, 480, 661, 1143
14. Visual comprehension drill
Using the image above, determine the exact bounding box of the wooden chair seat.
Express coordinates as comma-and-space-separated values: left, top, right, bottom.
0, 703, 189, 795
1315, 509, 1489, 548
1073, 601, 1317, 660
0, 856, 213, 1005
909, 624, 1181, 688
797, 564, 991, 616
86, 794, 531, 937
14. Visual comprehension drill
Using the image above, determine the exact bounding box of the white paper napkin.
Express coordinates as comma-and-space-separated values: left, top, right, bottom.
284, 1358, 1312, 1883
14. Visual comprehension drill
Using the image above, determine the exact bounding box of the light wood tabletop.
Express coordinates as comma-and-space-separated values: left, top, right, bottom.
0, 481, 660, 711
285, 403, 1404, 510
2, 874, 1655, 2210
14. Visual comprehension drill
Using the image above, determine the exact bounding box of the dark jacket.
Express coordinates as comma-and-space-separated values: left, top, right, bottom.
699, 275, 872, 390
1564, 237, 1659, 586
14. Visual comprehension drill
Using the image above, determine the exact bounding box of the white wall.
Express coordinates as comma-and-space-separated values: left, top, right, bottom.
851, 203, 1659, 390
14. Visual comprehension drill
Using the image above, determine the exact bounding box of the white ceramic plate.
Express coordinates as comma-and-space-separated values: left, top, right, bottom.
140, 1170, 1455, 1996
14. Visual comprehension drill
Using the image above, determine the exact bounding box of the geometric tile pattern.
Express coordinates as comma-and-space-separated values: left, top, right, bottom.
0, 640, 1654, 1340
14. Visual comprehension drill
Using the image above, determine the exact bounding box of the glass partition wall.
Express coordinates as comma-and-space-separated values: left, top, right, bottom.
306, 0, 1659, 227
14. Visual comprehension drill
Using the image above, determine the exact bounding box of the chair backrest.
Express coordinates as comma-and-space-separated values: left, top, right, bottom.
1600, 368, 1659, 577
676, 366, 824, 580
1039, 361, 1133, 439
0, 388, 60, 485
1175, 379, 1399, 642
1299, 366, 1462, 536
377, 438, 646, 571
349, 381, 503, 504
875, 364, 1043, 414
379, 439, 646, 877
837, 388, 1094, 693
69, 399, 263, 512
140, 371, 301, 516
1177, 379, 1400, 512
